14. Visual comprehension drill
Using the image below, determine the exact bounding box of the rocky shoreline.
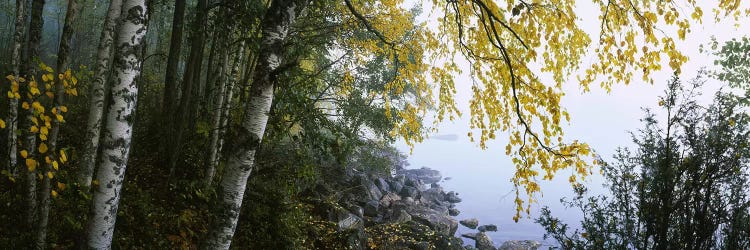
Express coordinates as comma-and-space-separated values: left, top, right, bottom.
309, 166, 541, 250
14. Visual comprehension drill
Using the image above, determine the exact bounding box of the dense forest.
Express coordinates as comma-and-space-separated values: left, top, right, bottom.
0, 0, 748, 249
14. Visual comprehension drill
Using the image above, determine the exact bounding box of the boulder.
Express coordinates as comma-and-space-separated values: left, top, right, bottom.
364, 200, 380, 217
337, 213, 364, 231
391, 209, 412, 223
379, 192, 401, 208
461, 233, 478, 240
407, 206, 459, 235
445, 191, 462, 203
400, 186, 420, 199
478, 224, 498, 232
449, 208, 460, 216
498, 240, 541, 250
375, 177, 391, 193
475, 232, 496, 250
400, 167, 443, 184
460, 218, 479, 229
348, 204, 364, 218
390, 180, 404, 194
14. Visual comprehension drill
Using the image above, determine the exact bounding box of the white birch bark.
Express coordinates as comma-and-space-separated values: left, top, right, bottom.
203, 38, 229, 187
85, 0, 148, 248
7, 0, 28, 177
79, 0, 122, 188
37, 0, 81, 247
215, 42, 245, 172
204, 0, 307, 248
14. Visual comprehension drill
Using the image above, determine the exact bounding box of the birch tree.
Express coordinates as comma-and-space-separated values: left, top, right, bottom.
36, 0, 81, 247
7, 0, 28, 179
204, 0, 308, 248
79, 0, 123, 189
86, 0, 148, 247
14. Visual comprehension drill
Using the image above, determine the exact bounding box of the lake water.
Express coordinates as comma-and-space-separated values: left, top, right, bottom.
397, 137, 598, 247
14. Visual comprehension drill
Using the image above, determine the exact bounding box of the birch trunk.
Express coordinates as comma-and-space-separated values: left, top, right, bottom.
214, 42, 245, 180
20, 0, 45, 229
205, 40, 242, 187
204, 0, 306, 248
36, 0, 81, 247
7, 0, 28, 178
85, 0, 148, 248
79, 0, 122, 189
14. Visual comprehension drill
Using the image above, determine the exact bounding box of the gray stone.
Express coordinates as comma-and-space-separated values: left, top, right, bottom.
478, 224, 498, 232
337, 213, 364, 231
461, 233, 477, 240
391, 209, 412, 223
460, 218, 479, 229
390, 180, 404, 194
379, 192, 401, 208
400, 167, 443, 184
349, 204, 364, 218
375, 177, 391, 193
445, 191, 462, 203
498, 240, 541, 250
407, 206, 459, 235
449, 208, 460, 216
400, 186, 420, 198
475, 232, 496, 250
364, 200, 380, 217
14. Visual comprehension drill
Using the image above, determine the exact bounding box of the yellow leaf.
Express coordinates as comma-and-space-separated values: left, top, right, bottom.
21, 102, 29, 110
47, 171, 53, 179
38, 143, 48, 154
60, 150, 67, 163
30, 126, 39, 133
60, 106, 68, 112
57, 182, 66, 191
45, 156, 51, 164
26, 159, 37, 172
51, 190, 58, 198
56, 114, 64, 122
0, 119, 5, 129
20, 150, 28, 158
52, 161, 59, 170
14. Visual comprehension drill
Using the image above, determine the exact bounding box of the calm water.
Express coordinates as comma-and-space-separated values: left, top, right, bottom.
397, 137, 600, 247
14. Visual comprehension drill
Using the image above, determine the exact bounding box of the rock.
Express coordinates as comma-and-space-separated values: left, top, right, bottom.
478, 224, 498, 232
445, 191, 462, 203
461, 233, 477, 240
460, 218, 479, 229
449, 208, 460, 216
375, 177, 391, 193
349, 204, 364, 218
365, 180, 383, 201
337, 213, 364, 231
379, 192, 401, 208
364, 200, 380, 217
407, 206, 459, 235
400, 186, 420, 198
400, 167, 443, 184
391, 209, 412, 223
498, 240, 541, 250
405, 176, 425, 190
390, 180, 404, 194
463, 245, 478, 250
475, 232, 496, 250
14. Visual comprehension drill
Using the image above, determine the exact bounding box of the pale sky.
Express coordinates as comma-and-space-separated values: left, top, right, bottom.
395, 0, 750, 245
